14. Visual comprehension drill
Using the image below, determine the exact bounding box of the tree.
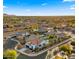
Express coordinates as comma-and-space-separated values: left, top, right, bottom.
47, 34, 57, 39
3, 49, 17, 59
54, 55, 63, 59
31, 23, 39, 30
53, 50, 58, 55
59, 44, 72, 55
71, 41, 75, 46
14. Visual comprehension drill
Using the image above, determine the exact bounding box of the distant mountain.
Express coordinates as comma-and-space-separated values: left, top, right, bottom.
3, 13, 16, 16
3, 13, 8, 16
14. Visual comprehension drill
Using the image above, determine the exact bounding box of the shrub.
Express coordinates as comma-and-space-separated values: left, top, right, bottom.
3, 49, 17, 59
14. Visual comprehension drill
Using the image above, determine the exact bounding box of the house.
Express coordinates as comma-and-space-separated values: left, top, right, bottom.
25, 38, 49, 51
30, 39, 40, 45
3, 24, 9, 29
39, 40, 49, 48
14, 24, 21, 28
3, 24, 10, 32
25, 39, 40, 50
56, 33, 65, 38
3, 29, 8, 32
33, 28, 47, 35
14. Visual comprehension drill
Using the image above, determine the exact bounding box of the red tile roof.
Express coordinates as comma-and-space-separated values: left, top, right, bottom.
30, 39, 40, 45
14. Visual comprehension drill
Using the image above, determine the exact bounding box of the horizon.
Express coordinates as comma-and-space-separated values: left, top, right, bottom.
3, 13, 75, 16
3, 0, 75, 16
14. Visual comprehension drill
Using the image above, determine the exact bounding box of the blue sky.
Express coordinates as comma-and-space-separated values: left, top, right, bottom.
3, 0, 75, 16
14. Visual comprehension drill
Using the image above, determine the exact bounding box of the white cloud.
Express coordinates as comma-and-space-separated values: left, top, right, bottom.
70, 5, 75, 10
3, 6, 8, 9
63, 0, 75, 2
41, 3, 47, 6
26, 9, 31, 12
